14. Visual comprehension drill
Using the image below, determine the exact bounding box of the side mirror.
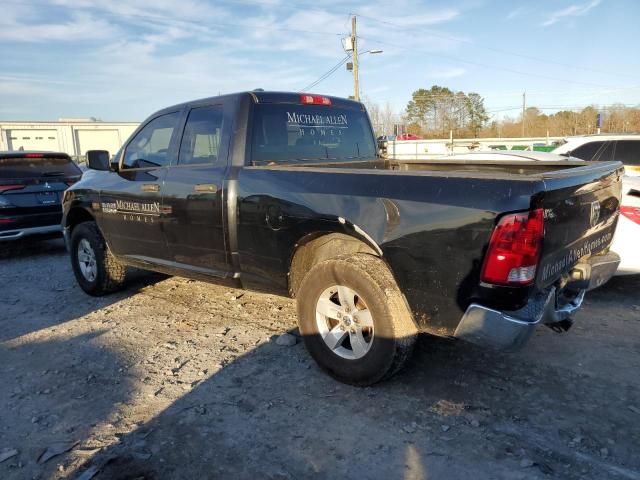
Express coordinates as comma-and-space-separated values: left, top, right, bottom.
86, 150, 110, 171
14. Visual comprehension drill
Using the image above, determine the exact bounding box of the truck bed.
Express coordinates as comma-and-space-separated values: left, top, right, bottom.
388, 158, 592, 177
278, 157, 605, 179
243, 157, 622, 330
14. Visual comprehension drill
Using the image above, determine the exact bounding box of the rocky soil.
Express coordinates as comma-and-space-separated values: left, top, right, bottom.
1, 238, 639, 480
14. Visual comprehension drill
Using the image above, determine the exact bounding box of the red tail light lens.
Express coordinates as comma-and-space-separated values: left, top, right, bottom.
300, 94, 331, 105
0, 184, 25, 193
481, 209, 544, 286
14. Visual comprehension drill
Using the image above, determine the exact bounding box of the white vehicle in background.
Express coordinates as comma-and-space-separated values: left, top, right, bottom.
552, 135, 640, 275
610, 177, 640, 275
552, 134, 640, 169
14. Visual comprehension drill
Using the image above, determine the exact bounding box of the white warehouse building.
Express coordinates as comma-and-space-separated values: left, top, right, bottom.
0, 119, 139, 158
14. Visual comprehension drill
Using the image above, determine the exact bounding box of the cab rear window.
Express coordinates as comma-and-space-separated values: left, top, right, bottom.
250, 104, 376, 164
0, 155, 81, 178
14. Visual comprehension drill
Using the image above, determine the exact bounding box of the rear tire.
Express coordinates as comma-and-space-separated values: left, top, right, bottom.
296, 254, 417, 386
70, 221, 126, 296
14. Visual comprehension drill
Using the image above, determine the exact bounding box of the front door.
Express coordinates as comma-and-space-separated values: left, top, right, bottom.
100, 110, 182, 262
162, 104, 229, 275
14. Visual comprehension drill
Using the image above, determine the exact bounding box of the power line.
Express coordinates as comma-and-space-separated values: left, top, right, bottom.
352, 12, 637, 80
485, 103, 640, 114
358, 35, 615, 89
300, 55, 351, 92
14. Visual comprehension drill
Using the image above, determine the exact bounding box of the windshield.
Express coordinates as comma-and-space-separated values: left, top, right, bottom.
250, 104, 377, 164
0, 155, 81, 178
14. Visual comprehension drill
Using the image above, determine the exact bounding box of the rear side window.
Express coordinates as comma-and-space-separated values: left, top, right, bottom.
123, 111, 180, 169
250, 104, 376, 164
570, 141, 604, 160
0, 155, 81, 178
178, 105, 224, 165
614, 140, 640, 166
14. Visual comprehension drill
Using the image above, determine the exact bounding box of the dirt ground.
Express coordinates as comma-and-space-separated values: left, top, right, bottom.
1, 238, 640, 480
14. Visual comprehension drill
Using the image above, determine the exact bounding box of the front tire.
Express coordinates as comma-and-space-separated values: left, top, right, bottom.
296, 254, 418, 386
70, 221, 126, 296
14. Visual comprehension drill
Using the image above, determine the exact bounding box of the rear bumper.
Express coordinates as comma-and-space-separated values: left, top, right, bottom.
0, 224, 62, 241
454, 252, 620, 350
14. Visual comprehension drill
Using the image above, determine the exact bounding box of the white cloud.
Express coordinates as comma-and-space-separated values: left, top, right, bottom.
541, 0, 601, 27
0, 0, 476, 119
0, 80, 54, 97
0, 6, 119, 42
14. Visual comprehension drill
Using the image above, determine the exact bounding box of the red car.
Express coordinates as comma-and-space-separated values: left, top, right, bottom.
396, 134, 421, 140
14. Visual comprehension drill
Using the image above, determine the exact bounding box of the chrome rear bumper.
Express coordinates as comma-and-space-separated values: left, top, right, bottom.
454, 252, 619, 351
454, 287, 571, 350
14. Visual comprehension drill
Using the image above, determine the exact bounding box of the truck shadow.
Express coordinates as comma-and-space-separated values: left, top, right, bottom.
0, 237, 67, 260
1, 330, 138, 480
0, 246, 167, 343
3, 267, 638, 479
72, 281, 640, 480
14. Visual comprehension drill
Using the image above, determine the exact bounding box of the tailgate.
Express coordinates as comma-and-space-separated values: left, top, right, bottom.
537, 161, 623, 287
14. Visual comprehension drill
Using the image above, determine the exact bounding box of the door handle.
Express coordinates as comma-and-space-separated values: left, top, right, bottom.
194, 184, 218, 193
141, 183, 160, 192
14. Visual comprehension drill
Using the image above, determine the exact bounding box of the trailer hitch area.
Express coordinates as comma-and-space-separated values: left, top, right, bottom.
542, 288, 585, 333
546, 318, 573, 333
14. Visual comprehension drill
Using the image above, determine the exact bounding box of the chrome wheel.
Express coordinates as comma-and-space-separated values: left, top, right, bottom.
315, 285, 374, 360
77, 238, 97, 282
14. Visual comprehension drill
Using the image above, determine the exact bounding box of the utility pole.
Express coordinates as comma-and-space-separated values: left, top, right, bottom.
351, 15, 359, 101
521, 91, 526, 137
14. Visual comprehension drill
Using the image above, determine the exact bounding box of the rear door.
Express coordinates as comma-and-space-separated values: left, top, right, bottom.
0, 153, 81, 235
162, 104, 230, 275
536, 163, 623, 287
99, 111, 181, 261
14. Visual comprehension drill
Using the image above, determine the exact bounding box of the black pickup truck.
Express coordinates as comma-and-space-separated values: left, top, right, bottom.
62, 91, 622, 385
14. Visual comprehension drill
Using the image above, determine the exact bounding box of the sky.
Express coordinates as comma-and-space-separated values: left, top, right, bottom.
1, 0, 639, 122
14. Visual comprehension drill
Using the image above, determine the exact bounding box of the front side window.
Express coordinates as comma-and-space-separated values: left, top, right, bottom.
122, 111, 180, 169
614, 140, 640, 166
178, 105, 224, 165
250, 104, 376, 164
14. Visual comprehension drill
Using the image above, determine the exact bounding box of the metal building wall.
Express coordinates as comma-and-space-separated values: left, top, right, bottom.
0, 121, 138, 158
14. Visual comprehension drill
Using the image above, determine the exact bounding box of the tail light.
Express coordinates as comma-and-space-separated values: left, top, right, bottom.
300, 94, 331, 105
0, 184, 25, 193
481, 209, 544, 286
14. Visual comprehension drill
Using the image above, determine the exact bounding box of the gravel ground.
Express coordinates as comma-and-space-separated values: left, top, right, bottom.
1, 238, 639, 480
